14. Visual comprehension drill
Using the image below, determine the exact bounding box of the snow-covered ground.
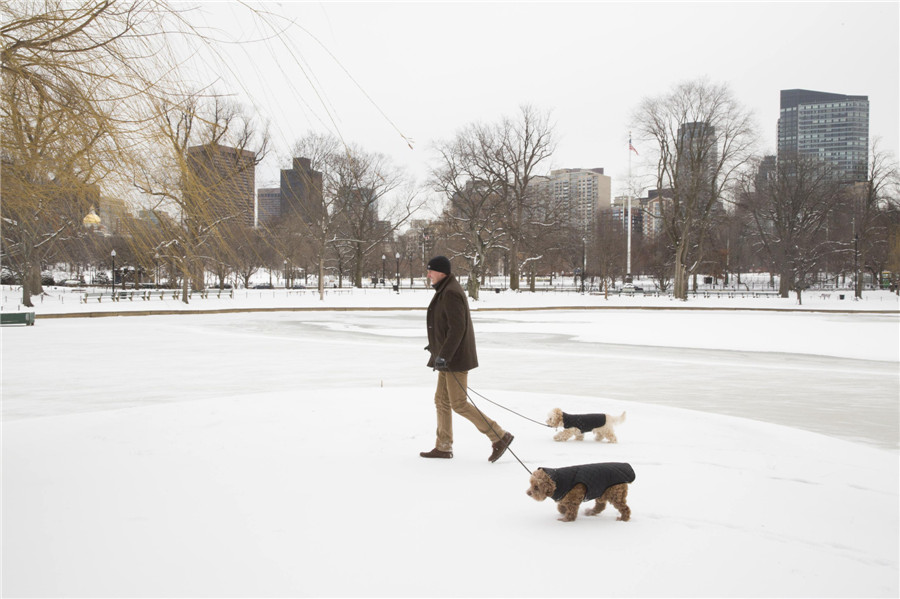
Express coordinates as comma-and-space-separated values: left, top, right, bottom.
2, 286, 898, 597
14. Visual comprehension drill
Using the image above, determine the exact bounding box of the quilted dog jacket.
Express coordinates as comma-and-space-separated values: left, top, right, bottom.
541, 462, 636, 502
561, 412, 607, 432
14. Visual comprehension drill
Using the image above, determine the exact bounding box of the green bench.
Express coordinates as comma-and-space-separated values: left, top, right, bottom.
1, 311, 36, 326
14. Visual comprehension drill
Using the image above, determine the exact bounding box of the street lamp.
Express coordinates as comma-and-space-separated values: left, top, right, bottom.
395, 252, 400, 291
283, 259, 288, 288
154, 252, 159, 287
110, 249, 116, 295
381, 254, 386, 286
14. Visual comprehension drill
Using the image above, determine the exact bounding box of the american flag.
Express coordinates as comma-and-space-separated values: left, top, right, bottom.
629, 140, 639, 155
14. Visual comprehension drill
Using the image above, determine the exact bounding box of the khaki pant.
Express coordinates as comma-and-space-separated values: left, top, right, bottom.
433, 371, 505, 451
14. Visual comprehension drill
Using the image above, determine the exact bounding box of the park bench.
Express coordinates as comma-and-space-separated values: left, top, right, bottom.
82, 291, 111, 303
0, 311, 35, 326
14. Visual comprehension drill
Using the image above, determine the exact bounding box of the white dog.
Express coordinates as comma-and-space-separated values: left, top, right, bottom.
546, 408, 626, 442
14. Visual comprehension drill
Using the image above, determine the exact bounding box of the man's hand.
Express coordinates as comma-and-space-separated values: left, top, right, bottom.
434, 357, 450, 371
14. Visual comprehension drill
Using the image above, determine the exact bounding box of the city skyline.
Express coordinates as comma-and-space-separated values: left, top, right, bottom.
183, 2, 899, 207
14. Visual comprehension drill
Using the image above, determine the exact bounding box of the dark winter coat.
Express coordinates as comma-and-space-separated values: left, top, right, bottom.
562, 412, 607, 432
426, 274, 478, 372
540, 462, 635, 502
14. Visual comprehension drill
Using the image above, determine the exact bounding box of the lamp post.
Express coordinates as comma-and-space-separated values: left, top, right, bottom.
283, 259, 288, 288
110, 249, 116, 295
381, 254, 386, 287
154, 252, 159, 287
395, 252, 400, 291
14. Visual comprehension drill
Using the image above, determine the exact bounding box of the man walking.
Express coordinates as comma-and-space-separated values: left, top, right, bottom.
419, 255, 514, 462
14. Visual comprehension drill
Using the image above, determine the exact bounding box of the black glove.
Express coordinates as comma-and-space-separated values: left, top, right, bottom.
434, 357, 450, 371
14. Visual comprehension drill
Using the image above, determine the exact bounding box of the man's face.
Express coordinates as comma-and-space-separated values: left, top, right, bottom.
426, 269, 447, 286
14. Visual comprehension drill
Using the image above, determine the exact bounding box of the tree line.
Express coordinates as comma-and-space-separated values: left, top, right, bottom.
3, 2, 898, 307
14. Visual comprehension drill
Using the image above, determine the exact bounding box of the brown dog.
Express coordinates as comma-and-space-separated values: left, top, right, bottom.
527, 462, 635, 522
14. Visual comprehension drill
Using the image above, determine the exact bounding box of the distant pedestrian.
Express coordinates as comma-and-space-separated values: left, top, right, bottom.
419, 255, 514, 462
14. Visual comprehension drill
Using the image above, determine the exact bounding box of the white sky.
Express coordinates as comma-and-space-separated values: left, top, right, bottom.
187, 2, 900, 198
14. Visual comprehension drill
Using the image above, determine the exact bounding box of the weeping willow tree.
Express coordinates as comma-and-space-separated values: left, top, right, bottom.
0, 1, 257, 306
2, 1, 417, 306
1, 1, 175, 306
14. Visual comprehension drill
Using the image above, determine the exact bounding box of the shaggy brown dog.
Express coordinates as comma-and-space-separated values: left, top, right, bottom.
546, 408, 626, 442
526, 463, 634, 522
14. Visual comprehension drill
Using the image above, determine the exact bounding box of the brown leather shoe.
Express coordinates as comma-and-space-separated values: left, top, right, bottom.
420, 448, 453, 459
488, 432, 514, 463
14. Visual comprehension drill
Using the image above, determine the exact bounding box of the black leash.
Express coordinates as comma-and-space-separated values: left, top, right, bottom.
464, 386, 553, 428
447, 370, 533, 475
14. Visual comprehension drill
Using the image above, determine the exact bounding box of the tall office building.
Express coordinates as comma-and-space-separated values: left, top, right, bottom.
530, 168, 611, 235
777, 89, 869, 182
257, 187, 281, 226
186, 143, 256, 228
677, 121, 717, 186
281, 157, 324, 224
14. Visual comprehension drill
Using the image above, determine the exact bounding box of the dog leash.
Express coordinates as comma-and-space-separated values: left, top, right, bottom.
448, 370, 533, 475
464, 385, 553, 428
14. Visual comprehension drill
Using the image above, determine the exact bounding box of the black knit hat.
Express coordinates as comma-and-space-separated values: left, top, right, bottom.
426, 255, 451, 275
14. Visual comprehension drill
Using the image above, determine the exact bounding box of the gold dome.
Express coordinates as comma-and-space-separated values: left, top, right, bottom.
83, 208, 101, 226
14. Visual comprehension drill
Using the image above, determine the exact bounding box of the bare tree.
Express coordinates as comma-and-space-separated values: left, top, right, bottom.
634, 79, 757, 299
284, 133, 422, 297
850, 139, 900, 297
481, 106, 555, 291
331, 146, 418, 288
592, 214, 627, 296
431, 127, 509, 300
738, 153, 845, 304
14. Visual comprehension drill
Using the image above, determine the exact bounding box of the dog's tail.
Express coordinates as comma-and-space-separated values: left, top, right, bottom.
609, 411, 627, 426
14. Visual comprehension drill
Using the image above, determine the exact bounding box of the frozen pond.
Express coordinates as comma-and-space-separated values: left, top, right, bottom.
4, 309, 897, 450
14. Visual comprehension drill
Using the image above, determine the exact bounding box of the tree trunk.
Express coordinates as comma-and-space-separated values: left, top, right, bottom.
778, 269, 790, 298
673, 238, 690, 300
180, 259, 190, 303
855, 249, 865, 299
466, 270, 480, 300
509, 241, 520, 291
21, 258, 38, 308
318, 256, 325, 300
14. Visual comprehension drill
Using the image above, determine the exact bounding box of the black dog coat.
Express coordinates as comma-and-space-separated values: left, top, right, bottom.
540, 462, 636, 502
561, 412, 607, 432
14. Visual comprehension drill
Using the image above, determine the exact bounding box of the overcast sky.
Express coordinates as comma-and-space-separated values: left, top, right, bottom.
190, 2, 900, 199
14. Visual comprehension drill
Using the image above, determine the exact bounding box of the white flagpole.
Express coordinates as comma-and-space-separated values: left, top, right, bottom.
626, 132, 633, 284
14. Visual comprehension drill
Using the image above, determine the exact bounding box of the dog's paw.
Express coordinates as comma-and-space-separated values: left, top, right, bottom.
552, 432, 567, 442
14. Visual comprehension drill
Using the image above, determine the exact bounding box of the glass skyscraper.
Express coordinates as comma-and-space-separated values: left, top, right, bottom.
777, 89, 869, 182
